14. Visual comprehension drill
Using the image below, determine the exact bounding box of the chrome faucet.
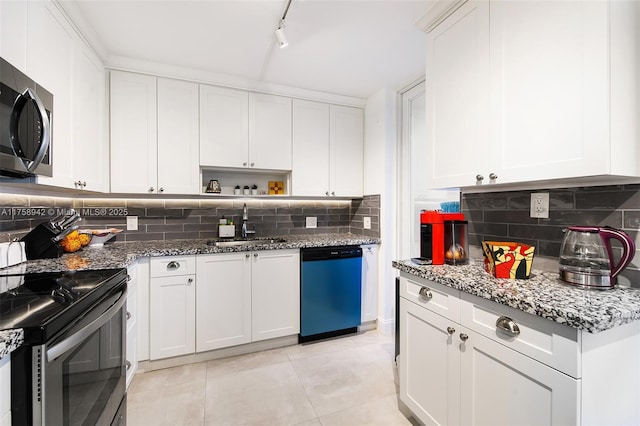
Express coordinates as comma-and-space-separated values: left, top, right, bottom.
241, 203, 255, 238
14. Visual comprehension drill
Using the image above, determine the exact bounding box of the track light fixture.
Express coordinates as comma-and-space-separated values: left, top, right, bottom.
274, 0, 293, 48
275, 20, 288, 48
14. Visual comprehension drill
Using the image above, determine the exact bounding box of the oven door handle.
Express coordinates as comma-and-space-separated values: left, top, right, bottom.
47, 289, 127, 361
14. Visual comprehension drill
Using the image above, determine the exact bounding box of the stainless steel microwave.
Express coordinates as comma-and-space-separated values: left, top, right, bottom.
0, 57, 53, 177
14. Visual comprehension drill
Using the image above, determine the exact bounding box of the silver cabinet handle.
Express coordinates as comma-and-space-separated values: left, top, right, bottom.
187, 278, 193, 284
476, 174, 484, 182
496, 316, 520, 336
460, 333, 469, 341
250, 162, 255, 167
159, 187, 165, 193
126, 311, 132, 320
126, 274, 131, 282
149, 187, 155, 192
82, 181, 87, 187
167, 261, 180, 270
245, 253, 250, 258
418, 287, 432, 300
489, 173, 498, 181
126, 360, 131, 370
447, 327, 455, 335
243, 162, 247, 166
253, 253, 258, 257
331, 191, 335, 196
325, 191, 330, 196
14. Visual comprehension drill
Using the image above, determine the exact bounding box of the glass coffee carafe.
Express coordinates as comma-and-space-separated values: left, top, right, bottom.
559, 226, 636, 289
444, 220, 469, 265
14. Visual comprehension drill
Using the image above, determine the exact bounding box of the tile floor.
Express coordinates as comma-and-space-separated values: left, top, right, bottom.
127, 330, 416, 426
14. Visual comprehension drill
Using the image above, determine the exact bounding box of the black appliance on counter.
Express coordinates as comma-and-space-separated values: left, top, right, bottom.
0, 268, 128, 426
21, 209, 81, 260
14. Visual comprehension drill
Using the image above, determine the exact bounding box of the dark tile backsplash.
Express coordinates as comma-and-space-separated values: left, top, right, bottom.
0, 194, 380, 242
462, 183, 640, 285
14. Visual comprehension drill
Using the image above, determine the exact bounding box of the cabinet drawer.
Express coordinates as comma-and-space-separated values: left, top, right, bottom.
460, 292, 580, 378
399, 275, 460, 321
150, 256, 196, 277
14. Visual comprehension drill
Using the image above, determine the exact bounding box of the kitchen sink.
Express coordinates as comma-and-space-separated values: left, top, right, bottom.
207, 237, 287, 247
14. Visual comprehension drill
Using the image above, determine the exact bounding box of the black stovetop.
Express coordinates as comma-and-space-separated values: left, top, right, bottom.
0, 268, 127, 344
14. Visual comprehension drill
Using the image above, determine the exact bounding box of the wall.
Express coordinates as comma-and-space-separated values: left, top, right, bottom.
462, 183, 640, 287
364, 88, 397, 332
0, 193, 380, 242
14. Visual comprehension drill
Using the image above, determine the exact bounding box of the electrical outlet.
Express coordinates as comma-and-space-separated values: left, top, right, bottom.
363, 217, 371, 229
306, 216, 317, 228
126, 216, 138, 230
530, 193, 550, 219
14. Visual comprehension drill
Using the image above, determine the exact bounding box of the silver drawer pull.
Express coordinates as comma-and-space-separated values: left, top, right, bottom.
496, 316, 520, 336
126, 311, 132, 320
418, 287, 432, 300
126, 360, 131, 370
167, 261, 180, 270
459, 333, 469, 342
447, 327, 455, 335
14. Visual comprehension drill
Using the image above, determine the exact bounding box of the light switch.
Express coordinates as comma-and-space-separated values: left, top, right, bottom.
126, 216, 138, 231
306, 217, 317, 228
363, 217, 371, 229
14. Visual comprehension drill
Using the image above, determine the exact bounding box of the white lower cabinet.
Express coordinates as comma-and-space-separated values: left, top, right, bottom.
361, 245, 378, 323
149, 256, 196, 360
399, 273, 640, 425
0, 355, 10, 426
125, 263, 139, 388
196, 252, 252, 352
251, 250, 300, 341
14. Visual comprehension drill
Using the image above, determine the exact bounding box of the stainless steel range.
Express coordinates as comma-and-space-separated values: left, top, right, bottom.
0, 268, 128, 426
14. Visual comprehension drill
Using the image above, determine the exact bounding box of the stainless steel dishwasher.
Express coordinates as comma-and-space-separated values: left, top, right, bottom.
300, 246, 362, 343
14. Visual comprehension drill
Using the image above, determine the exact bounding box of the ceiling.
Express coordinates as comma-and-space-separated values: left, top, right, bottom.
60, 0, 432, 100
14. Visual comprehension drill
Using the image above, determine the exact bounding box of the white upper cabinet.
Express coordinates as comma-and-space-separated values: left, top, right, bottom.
110, 72, 199, 194
1, 0, 27, 71
200, 85, 249, 168
423, 0, 640, 189
157, 78, 200, 194
292, 100, 331, 196
330, 105, 364, 196
292, 100, 364, 197
248, 93, 292, 170
110, 71, 158, 194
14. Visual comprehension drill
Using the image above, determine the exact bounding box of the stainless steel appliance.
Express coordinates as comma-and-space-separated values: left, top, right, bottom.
300, 246, 362, 343
1, 268, 128, 425
0, 57, 53, 177
559, 226, 636, 289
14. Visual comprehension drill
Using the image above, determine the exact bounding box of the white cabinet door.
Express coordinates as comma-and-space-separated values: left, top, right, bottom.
425, 0, 490, 189
0, 355, 10, 426
399, 298, 460, 426
330, 105, 363, 196
72, 42, 107, 192
110, 71, 157, 193
459, 327, 580, 425
196, 253, 252, 352
199, 85, 249, 168
248, 93, 292, 170
157, 78, 199, 194
1, 0, 27, 71
27, 0, 75, 189
361, 245, 378, 323
489, 0, 608, 183
292, 99, 330, 196
149, 274, 196, 360
251, 249, 300, 341
136, 257, 150, 362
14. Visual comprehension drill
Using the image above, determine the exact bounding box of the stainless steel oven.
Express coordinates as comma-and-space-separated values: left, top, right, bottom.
0, 57, 53, 178
1, 268, 128, 425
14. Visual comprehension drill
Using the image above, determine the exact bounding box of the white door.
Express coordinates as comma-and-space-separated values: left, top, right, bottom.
459, 327, 580, 425
196, 253, 252, 352
425, 0, 490, 188
149, 275, 195, 360
361, 245, 378, 323
72, 43, 107, 192
251, 250, 300, 341
291, 99, 330, 196
27, 0, 75, 189
489, 0, 608, 183
248, 93, 292, 170
330, 105, 363, 196
399, 298, 460, 426
110, 71, 157, 193
157, 78, 199, 194
199, 85, 249, 168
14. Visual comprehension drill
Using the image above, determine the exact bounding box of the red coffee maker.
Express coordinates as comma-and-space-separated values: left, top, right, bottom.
420, 211, 466, 265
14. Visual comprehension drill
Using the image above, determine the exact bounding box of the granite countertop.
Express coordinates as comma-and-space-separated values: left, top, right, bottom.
393, 259, 640, 334
0, 329, 24, 361
0, 233, 379, 275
